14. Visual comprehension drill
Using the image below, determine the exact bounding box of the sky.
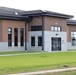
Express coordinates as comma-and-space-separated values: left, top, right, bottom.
0, 0, 76, 19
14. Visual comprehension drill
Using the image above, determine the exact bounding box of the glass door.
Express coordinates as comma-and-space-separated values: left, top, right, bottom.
51, 37, 61, 51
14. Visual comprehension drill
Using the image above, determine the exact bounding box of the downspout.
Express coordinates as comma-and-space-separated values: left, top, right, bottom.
42, 17, 44, 50
25, 16, 44, 50
25, 16, 33, 50
25, 22, 27, 50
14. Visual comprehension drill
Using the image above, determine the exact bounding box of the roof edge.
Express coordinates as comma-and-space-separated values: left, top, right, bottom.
22, 10, 74, 19
67, 20, 76, 25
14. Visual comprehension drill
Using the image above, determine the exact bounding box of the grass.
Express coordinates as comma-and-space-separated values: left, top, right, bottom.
0, 51, 76, 74
38, 70, 76, 75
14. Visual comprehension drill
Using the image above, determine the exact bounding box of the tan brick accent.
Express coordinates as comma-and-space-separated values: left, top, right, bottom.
0, 20, 2, 42
28, 17, 42, 31
2, 20, 26, 42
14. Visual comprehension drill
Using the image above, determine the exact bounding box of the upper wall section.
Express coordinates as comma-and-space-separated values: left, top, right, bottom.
44, 17, 67, 31
28, 17, 42, 31
28, 16, 67, 32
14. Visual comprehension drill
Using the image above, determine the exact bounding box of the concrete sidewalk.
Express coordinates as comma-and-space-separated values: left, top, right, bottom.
6, 67, 76, 75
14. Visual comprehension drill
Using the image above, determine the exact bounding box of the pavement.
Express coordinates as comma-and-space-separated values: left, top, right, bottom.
6, 67, 76, 75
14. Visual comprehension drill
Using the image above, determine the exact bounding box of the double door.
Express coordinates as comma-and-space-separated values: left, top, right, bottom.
51, 37, 61, 51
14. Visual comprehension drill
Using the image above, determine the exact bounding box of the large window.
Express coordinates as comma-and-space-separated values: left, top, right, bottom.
8, 28, 12, 46
31, 37, 35, 46
20, 28, 24, 46
51, 26, 61, 31
71, 32, 76, 45
38, 37, 42, 46
31, 26, 42, 31
14, 28, 18, 46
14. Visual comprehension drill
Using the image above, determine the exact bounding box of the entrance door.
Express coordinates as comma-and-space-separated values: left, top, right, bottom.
51, 37, 61, 51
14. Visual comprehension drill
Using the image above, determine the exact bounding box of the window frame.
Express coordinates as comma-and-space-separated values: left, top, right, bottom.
38, 36, 42, 46
71, 32, 76, 46
20, 28, 24, 46
8, 27, 12, 46
14, 28, 18, 46
31, 36, 35, 46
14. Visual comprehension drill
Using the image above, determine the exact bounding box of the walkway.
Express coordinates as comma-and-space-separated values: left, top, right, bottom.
6, 67, 76, 75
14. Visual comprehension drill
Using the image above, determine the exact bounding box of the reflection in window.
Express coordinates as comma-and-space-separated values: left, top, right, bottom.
55, 27, 57, 31
51, 26, 54, 31
71, 32, 76, 45
38, 37, 42, 46
8, 28, 12, 46
31, 26, 42, 31
58, 27, 60, 31
20, 28, 24, 46
31, 37, 35, 46
51, 26, 61, 31
14, 28, 18, 46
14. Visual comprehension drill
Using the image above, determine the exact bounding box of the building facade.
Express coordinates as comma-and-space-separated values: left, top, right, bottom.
0, 7, 76, 52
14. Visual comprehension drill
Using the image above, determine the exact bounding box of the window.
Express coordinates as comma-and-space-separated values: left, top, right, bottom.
20, 28, 24, 46
51, 26, 61, 31
14, 28, 18, 46
31, 26, 42, 31
38, 37, 42, 46
31, 37, 35, 46
71, 32, 76, 45
8, 28, 12, 46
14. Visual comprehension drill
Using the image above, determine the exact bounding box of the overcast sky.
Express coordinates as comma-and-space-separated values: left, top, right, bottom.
0, 0, 76, 19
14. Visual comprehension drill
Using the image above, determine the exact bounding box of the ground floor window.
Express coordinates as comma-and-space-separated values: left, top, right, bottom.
38, 37, 42, 46
20, 28, 24, 46
31, 37, 35, 46
71, 32, 76, 45
8, 28, 12, 46
14, 28, 18, 46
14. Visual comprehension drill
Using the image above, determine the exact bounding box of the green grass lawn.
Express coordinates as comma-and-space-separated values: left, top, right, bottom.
0, 51, 76, 75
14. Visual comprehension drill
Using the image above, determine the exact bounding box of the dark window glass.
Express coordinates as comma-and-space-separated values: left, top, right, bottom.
31, 37, 35, 46
14, 28, 18, 46
51, 26, 61, 31
8, 28, 12, 46
38, 37, 42, 46
20, 28, 24, 46
71, 32, 76, 45
31, 26, 42, 31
